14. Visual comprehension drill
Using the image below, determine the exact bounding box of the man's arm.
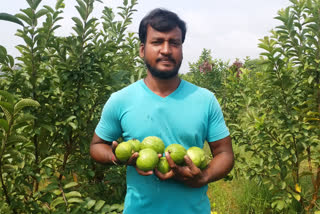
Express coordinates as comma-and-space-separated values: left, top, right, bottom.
203, 135, 234, 183
90, 132, 156, 176
90, 132, 116, 164
155, 136, 234, 188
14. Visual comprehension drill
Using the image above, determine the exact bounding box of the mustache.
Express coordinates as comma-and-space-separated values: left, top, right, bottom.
156, 57, 176, 64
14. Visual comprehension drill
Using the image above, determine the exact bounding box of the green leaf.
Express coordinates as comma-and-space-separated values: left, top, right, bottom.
20, 8, 34, 20
50, 197, 65, 208
68, 122, 77, 130
63, 182, 78, 189
94, 200, 105, 212
75, 0, 87, 21
65, 191, 82, 198
36, 9, 48, 19
292, 192, 301, 201
0, 119, 9, 132
15, 13, 32, 26
308, 76, 314, 84
0, 13, 24, 26
33, 0, 42, 10
0, 101, 13, 123
275, 200, 285, 210
3, 164, 18, 171
71, 17, 83, 29
43, 6, 54, 14
101, 204, 111, 212
86, 199, 96, 210
13, 114, 36, 126
110, 203, 122, 211
14, 99, 40, 115
56, 0, 65, 10
68, 198, 83, 204
40, 156, 57, 166
0, 90, 15, 103
7, 135, 29, 143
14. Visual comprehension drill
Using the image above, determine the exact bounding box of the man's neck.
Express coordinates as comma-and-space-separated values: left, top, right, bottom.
144, 73, 181, 98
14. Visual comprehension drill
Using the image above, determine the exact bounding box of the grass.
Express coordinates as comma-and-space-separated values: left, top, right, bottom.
203, 142, 273, 213
207, 177, 274, 214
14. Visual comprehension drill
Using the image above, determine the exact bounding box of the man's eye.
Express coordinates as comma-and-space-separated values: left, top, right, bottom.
171, 41, 181, 46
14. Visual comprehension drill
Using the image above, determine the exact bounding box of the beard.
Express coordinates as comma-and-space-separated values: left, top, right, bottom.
144, 57, 182, 80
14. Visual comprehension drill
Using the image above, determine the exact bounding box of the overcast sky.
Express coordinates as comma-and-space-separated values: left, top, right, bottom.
0, 0, 291, 73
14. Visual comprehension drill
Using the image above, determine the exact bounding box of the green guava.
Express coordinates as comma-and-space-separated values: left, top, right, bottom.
165, 144, 187, 165
157, 157, 170, 174
115, 142, 133, 162
127, 139, 140, 152
136, 148, 159, 171
141, 136, 165, 154
187, 146, 206, 168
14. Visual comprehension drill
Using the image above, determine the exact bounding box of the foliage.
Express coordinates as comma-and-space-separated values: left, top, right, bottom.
222, 0, 320, 212
181, 48, 229, 96
0, 0, 142, 213
185, 1, 320, 213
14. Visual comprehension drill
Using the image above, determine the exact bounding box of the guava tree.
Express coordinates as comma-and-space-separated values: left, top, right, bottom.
223, 0, 320, 212
182, 48, 229, 96
0, 0, 142, 212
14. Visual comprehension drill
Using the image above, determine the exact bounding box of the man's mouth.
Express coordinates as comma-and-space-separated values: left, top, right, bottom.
156, 57, 176, 64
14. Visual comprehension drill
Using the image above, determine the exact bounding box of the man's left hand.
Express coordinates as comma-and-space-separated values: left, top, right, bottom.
154, 152, 208, 188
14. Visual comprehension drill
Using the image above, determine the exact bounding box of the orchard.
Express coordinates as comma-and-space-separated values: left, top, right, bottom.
0, 0, 319, 213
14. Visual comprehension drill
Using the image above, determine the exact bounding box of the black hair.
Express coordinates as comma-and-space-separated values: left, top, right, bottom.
138, 8, 187, 44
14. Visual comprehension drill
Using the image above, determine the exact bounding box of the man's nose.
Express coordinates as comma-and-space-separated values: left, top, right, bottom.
160, 42, 172, 55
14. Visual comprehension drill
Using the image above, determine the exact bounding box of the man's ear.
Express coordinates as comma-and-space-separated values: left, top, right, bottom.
139, 43, 145, 58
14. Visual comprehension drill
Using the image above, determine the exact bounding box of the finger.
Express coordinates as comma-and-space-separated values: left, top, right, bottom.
111, 155, 119, 165
112, 141, 118, 152
154, 168, 174, 180
127, 152, 139, 166
165, 152, 177, 170
184, 155, 201, 175
136, 167, 153, 176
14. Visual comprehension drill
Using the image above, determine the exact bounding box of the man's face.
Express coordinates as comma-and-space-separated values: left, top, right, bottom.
140, 26, 183, 79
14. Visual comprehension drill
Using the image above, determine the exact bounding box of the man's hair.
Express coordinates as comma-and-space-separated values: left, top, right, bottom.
139, 8, 187, 44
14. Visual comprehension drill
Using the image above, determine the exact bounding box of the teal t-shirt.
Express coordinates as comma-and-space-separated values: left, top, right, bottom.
95, 79, 229, 214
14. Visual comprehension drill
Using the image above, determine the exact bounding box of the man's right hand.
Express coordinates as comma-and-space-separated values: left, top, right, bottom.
111, 141, 155, 176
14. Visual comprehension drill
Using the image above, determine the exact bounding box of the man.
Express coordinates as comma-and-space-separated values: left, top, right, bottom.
90, 8, 234, 214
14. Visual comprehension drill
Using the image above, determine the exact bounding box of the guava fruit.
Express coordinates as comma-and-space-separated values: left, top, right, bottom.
127, 139, 140, 152
136, 148, 159, 171
115, 142, 133, 162
165, 144, 187, 165
141, 136, 165, 154
200, 155, 209, 169
157, 157, 170, 174
187, 146, 206, 168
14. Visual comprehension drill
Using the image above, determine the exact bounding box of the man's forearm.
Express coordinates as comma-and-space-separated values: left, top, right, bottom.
203, 151, 234, 184
90, 143, 115, 164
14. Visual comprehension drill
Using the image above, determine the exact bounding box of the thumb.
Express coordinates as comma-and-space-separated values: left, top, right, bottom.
184, 155, 198, 171
112, 141, 119, 152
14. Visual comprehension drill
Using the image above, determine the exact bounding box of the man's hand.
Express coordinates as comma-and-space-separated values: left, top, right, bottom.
155, 152, 208, 188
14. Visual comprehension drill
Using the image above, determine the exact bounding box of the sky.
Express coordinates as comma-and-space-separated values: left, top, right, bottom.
0, 0, 292, 73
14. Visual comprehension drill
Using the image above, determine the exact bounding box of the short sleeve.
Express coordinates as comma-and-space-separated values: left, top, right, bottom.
95, 94, 122, 141
207, 94, 230, 142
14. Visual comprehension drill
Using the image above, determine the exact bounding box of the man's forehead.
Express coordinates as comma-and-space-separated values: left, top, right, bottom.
146, 26, 182, 39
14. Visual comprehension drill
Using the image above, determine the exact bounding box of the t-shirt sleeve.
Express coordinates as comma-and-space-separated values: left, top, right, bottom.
95, 94, 122, 141
207, 94, 230, 142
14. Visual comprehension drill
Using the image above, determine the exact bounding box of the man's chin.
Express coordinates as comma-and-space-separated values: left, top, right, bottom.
145, 60, 181, 80
148, 68, 179, 79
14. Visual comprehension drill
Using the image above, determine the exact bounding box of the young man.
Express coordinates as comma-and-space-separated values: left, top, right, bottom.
90, 8, 234, 214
